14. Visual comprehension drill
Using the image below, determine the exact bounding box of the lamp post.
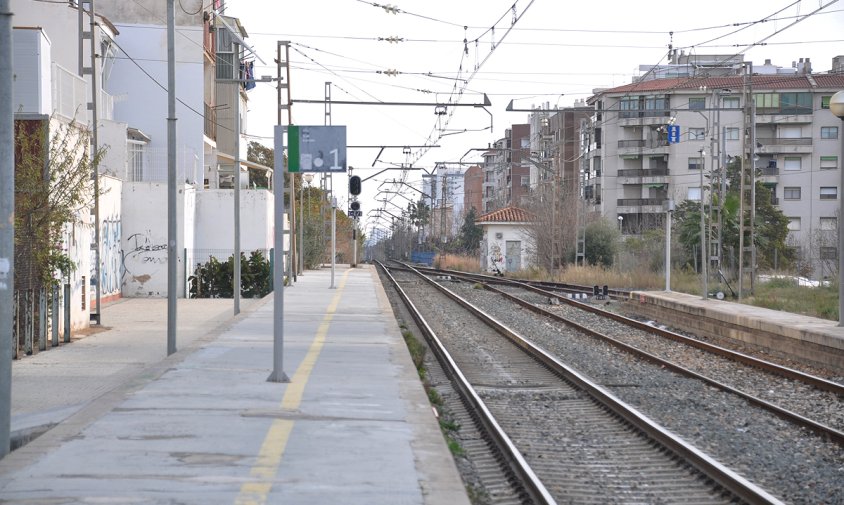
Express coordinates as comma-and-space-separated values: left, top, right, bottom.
829, 91, 844, 325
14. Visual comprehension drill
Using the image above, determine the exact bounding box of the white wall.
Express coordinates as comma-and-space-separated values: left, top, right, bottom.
96, 175, 124, 302
121, 182, 195, 297
12, 28, 52, 115
481, 223, 533, 274
106, 24, 204, 180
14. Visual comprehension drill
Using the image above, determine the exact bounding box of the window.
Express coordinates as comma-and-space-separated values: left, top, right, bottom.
787, 217, 801, 231
128, 141, 145, 182
783, 187, 801, 200
725, 127, 739, 140
688, 127, 705, 141
822, 96, 831, 109
820, 247, 838, 260
780, 126, 801, 139
820, 217, 837, 230
780, 92, 813, 114
688, 157, 704, 170
619, 97, 640, 118
521, 176, 530, 187
722, 96, 740, 109
821, 126, 839, 139
689, 97, 705, 110
644, 95, 668, 117
754, 93, 780, 109
215, 28, 237, 80
820, 187, 838, 200
688, 187, 702, 201
783, 157, 801, 171
820, 156, 838, 170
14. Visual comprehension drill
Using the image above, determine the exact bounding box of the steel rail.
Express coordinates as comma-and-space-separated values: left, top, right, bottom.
393, 262, 785, 505
482, 281, 844, 445
376, 261, 557, 505
406, 262, 844, 396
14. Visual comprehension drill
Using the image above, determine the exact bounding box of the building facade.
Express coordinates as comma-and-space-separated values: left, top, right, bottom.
581, 61, 844, 279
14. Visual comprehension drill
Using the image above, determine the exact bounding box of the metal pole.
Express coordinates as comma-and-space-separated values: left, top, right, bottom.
233, 43, 241, 316
700, 147, 707, 300
0, 0, 14, 460
269, 125, 288, 382
330, 197, 336, 288
838, 114, 844, 326
88, 1, 102, 325
299, 177, 304, 273
665, 204, 672, 291
166, 0, 177, 355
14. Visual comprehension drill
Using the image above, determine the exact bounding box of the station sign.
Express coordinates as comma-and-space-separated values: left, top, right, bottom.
288, 125, 347, 173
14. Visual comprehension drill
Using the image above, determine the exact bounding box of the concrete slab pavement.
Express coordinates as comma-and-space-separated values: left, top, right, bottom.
0, 265, 470, 505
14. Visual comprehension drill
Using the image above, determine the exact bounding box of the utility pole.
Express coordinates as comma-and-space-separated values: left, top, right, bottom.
276, 41, 293, 282
1, 0, 15, 460
165, 0, 177, 354
79, 1, 102, 324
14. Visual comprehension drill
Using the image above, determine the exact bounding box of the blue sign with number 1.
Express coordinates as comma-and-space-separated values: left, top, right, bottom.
667, 125, 680, 144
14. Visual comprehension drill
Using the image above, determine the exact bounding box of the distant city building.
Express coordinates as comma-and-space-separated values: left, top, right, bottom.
580, 57, 844, 279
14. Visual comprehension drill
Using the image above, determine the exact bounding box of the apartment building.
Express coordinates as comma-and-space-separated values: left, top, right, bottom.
11, 0, 275, 318
582, 58, 844, 278
481, 124, 530, 213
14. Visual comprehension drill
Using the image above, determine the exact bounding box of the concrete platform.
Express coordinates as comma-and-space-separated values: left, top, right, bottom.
628, 290, 844, 373
0, 265, 469, 505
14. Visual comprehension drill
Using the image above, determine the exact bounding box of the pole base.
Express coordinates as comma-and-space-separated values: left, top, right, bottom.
267, 370, 290, 383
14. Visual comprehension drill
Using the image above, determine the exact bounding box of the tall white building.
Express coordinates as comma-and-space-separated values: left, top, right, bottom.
582, 59, 844, 279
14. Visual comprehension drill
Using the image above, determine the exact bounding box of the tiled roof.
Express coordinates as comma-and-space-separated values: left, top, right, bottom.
476, 207, 534, 224
598, 74, 844, 95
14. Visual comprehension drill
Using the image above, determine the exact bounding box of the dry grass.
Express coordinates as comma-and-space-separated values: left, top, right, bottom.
434, 254, 480, 273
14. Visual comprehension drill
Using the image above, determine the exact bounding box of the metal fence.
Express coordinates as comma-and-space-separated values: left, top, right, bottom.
12, 285, 70, 359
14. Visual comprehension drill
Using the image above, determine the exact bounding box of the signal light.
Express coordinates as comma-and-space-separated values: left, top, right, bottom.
350, 201, 360, 211
349, 175, 362, 195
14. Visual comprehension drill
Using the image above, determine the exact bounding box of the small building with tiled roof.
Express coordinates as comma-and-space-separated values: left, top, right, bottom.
476, 207, 535, 274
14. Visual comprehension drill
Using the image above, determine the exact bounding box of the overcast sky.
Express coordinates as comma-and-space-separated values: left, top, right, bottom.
224, 0, 843, 232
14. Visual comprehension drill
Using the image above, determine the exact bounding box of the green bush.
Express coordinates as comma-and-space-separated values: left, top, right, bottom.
189, 251, 272, 299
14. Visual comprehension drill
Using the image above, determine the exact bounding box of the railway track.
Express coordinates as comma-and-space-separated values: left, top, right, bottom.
380, 261, 790, 504
403, 262, 844, 441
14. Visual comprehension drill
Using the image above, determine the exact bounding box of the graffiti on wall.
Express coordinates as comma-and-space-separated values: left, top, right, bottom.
124, 230, 167, 288
489, 242, 504, 273
99, 217, 123, 295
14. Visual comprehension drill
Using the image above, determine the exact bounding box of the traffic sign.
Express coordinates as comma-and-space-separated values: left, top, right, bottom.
348, 210, 362, 218
288, 125, 347, 173
667, 124, 680, 144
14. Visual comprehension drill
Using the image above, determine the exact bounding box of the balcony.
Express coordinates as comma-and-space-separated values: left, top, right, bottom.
756, 137, 813, 154
755, 113, 813, 124
617, 139, 669, 157
617, 198, 668, 214
618, 168, 670, 185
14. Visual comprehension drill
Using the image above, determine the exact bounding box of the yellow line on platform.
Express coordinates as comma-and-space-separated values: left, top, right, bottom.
235, 270, 351, 505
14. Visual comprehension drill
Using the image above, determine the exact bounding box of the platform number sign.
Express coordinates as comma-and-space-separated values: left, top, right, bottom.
288, 125, 347, 173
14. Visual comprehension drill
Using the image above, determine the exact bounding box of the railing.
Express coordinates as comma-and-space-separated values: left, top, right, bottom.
127, 147, 201, 184
618, 168, 670, 177
756, 137, 812, 146
12, 286, 70, 359
204, 102, 217, 140
617, 198, 667, 207
618, 139, 669, 149
760, 166, 779, 176
618, 139, 645, 148
52, 63, 87, 121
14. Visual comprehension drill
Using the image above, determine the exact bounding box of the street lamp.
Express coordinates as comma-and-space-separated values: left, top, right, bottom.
829, 91, 844, 325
